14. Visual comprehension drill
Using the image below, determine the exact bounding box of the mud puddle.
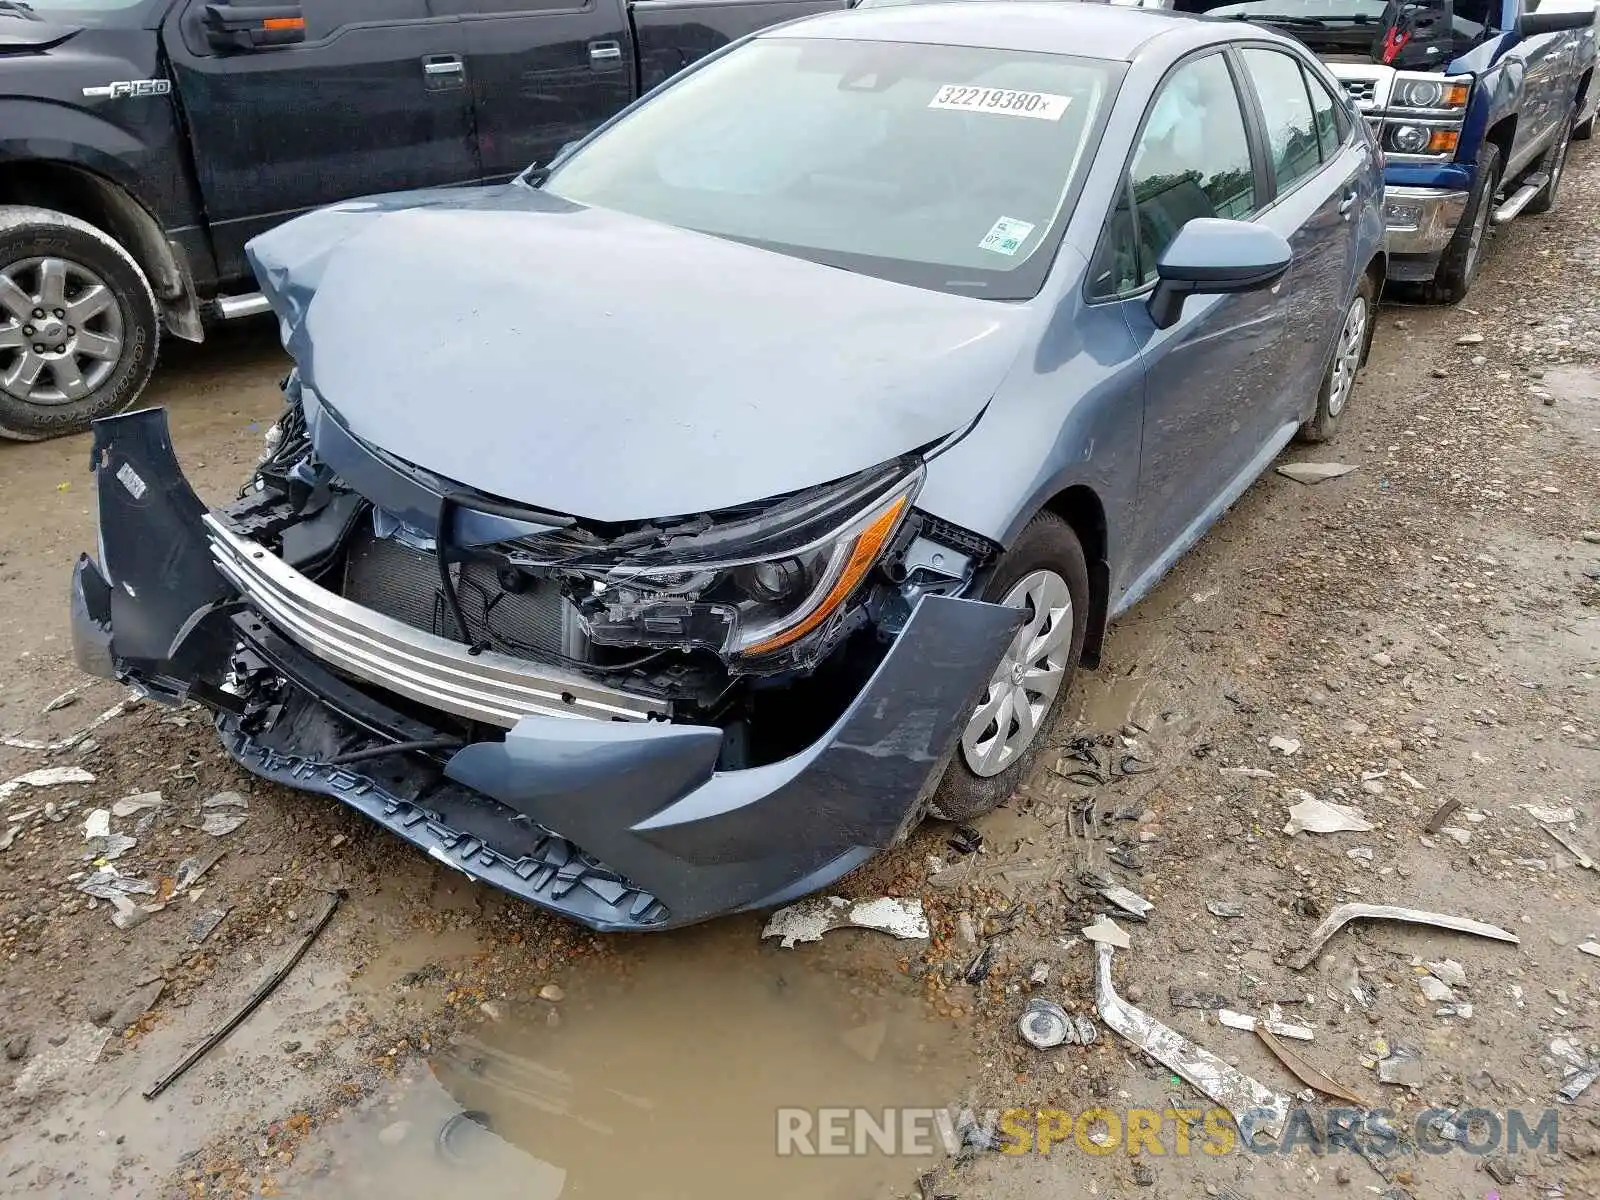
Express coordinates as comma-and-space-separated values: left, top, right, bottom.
294, 923, 977, 1198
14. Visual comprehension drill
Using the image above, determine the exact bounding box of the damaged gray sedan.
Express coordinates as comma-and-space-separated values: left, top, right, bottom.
70, 3, 1382, 929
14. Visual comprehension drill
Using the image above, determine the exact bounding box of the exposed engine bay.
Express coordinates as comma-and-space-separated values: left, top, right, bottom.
222, 377, 1001, 769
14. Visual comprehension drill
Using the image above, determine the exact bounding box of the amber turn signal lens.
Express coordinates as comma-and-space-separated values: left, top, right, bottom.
741, 496, 908, 657
1427, 129, 1460, 154
262, 15, 305, 28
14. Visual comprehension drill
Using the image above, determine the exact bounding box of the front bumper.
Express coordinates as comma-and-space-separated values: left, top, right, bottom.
71, 409, 1022, 931
1383, 186, 1470, 276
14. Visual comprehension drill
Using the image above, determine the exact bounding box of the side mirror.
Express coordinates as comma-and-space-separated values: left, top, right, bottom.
1518, 4, 1595, 34
1147, 218, 1292, 330
203, 3, 306, 52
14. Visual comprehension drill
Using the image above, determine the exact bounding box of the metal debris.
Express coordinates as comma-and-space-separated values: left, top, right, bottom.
144, 890, 345, 1100
1082, 915, 1131, 949
1375, 1046, 1424, 1088
1424, 798, 1462, 834
42, 688, 82, 714
1095, 941, 1289, 1142
111, 792, 163, 818
1288, 903, 1520, 971
173, 847, 227, 894
1542, 824, 1596, 870
1170, 988, 1228, 1011
761, 896, 929, 948
188, 909, 228, 944
1019, 998, 1072, 1049
947, 825, 983, 855
87, 833, 137, 862
0, 766, 95, 803
1218, 1009, 1257, 1031
1080, 871, 1153, 921
77, 869, 156, 901
201, 812, 247, 837
1256, 1026, 1371, 1107
1283, 793, 1373, 836
1207, 901, 1244, 919
963, 944, 996, 985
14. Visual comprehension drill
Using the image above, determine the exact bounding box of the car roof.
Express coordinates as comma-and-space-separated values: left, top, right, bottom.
770, 2, 1216, 62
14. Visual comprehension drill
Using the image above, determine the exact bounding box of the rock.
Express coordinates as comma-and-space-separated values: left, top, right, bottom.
1370, 651, 1394, 668
106, 980, 164, 1035
201, 812, 247, 837
1276, 462, 1359, 485
538, 984, 565, 1003
86, 1001, 115, 1026
5, 1033, 30, 1061
479, 1001, 505, 1022
202, 791, 247, 810
1334, 1164, 1351, 1185
1455, 332, 1484, 345
111, 792, 163, 819
1268, 735, 1302, 756
1583, 531, 1600, 545
377, 1121, 411, 1147
1426, 959, 1466, 987
282, 1040, 302, 1053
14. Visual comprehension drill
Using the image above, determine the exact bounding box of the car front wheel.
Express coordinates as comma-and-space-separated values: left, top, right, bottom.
929, 513, 1089, 824
1297, 272, 1374, 444
0, 206, 159, 442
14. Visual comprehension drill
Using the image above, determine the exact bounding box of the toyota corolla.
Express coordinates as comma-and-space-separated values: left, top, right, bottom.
70, 2, 1384, 930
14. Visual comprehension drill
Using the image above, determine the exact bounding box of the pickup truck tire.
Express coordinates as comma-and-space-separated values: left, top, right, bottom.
1423, 142, 1500, 306
1524, 114, 1573, 216
928, 513, 1088, 825
0, 207, 158, 442
1298, 272, 1374, 444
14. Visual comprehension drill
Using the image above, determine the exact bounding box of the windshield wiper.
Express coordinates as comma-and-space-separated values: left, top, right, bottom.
0, 0, 42, 18
1218, 11, 1373, 25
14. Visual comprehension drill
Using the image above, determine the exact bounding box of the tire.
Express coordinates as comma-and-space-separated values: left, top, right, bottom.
929, 513, 1090, 824
0, 206, 159, 442
1422, 141, 1500, 306
1576, 112, 1594, 142
1297, 271, 1375, 444
1524, 112, 1573, 216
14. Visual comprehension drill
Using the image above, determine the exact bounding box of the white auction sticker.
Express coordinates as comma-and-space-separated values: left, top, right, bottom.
929, 85, 1071, 120
979, 216, 1036, 257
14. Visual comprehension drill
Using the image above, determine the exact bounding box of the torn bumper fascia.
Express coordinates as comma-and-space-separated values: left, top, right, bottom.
72, 408, 1023, 930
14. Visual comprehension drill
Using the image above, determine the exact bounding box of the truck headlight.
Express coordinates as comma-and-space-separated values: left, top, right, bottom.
1391, 74, 1471, 111
1387, 123, 1433, 154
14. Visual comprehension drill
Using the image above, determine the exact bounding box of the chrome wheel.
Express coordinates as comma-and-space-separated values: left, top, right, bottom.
960, 569, 1073, 778
0, 257, 125, 406
1327, 293, 1368, 418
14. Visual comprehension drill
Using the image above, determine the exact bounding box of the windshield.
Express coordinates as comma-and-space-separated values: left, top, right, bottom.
542, 37, 1120, 299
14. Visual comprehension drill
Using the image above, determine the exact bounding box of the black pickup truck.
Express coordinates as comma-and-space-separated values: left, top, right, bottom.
0, 0, 842, 440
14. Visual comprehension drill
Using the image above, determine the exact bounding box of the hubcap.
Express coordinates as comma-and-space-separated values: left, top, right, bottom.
0, 257, 124, 406
960, 569, 1074, 778
1327, 294, 1368, 418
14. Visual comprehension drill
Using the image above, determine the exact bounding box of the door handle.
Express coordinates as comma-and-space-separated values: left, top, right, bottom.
422, 53, 465, 90
1338, 191, 1358, 218
588, 40, 623, 68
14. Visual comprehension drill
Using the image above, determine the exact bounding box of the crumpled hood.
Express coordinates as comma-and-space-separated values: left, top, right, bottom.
247, 184, 1028, 523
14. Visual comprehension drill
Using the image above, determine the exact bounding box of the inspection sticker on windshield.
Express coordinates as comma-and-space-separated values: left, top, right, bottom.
929, 85, 1071, 120
979, 217, 1035, 257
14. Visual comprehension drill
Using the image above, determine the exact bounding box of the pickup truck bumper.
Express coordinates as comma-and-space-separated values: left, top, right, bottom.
1383, 186, 1471, 282
71, 409, 1021, 931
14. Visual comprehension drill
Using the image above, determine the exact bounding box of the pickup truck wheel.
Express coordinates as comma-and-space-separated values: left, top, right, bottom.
1576, 112, 1594, 141
1524, 114, 1573, 216
1297, 272, 1374, 444
0, 207, 158, 442
1422, 142, 1500, 306
928, 513, 1089, 824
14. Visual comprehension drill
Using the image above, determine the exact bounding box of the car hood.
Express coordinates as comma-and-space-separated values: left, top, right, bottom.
247, 184, 1028, 523
0, 13, 80, 51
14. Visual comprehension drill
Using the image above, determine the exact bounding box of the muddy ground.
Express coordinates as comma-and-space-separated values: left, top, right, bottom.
1, 153, 1598, 1200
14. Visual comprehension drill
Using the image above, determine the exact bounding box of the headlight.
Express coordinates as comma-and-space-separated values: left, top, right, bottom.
577, 474, 918, 659
1391, 74, 1470, 111
1387, 123, 1433, 154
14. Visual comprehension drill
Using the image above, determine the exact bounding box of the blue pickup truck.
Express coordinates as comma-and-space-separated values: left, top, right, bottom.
1189, 0, 1597, 301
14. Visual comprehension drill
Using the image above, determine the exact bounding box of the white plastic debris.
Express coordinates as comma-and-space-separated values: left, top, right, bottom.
202, 791, 248, 810
1419, 976, 1455, 1003
111, 792, 164, 818
1426, 959, 1467, 988
1288, 903, 1519, 971
1082, 915, 1132, 949
761, 896, 928, 948
1283, 794, 1373, 835
1218, 1009, 1257, 1031
1097, 884, 1154, 921
1578, 942, 1600, 959
1519, 803, 1576, 824
201, 812, 247, 837
1268, 736, 1302, 756
82, 809, 111, 840
1095, 942, 1289, 1141
0, 766, 95, 803
1262, 1005, 1314, 1041
1440, 826, 1473, 845
0, 826, 20, 852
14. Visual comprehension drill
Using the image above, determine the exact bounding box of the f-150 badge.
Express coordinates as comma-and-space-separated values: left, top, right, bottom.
82, 79, 173, 99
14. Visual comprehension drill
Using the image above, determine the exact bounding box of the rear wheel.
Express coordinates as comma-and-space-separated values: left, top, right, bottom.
929, 514, 1089, 824
0, 206, 159, 442
1422, 142, 1499, 306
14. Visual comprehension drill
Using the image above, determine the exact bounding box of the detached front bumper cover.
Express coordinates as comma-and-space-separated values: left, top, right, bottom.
73, 409, 1023, 930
